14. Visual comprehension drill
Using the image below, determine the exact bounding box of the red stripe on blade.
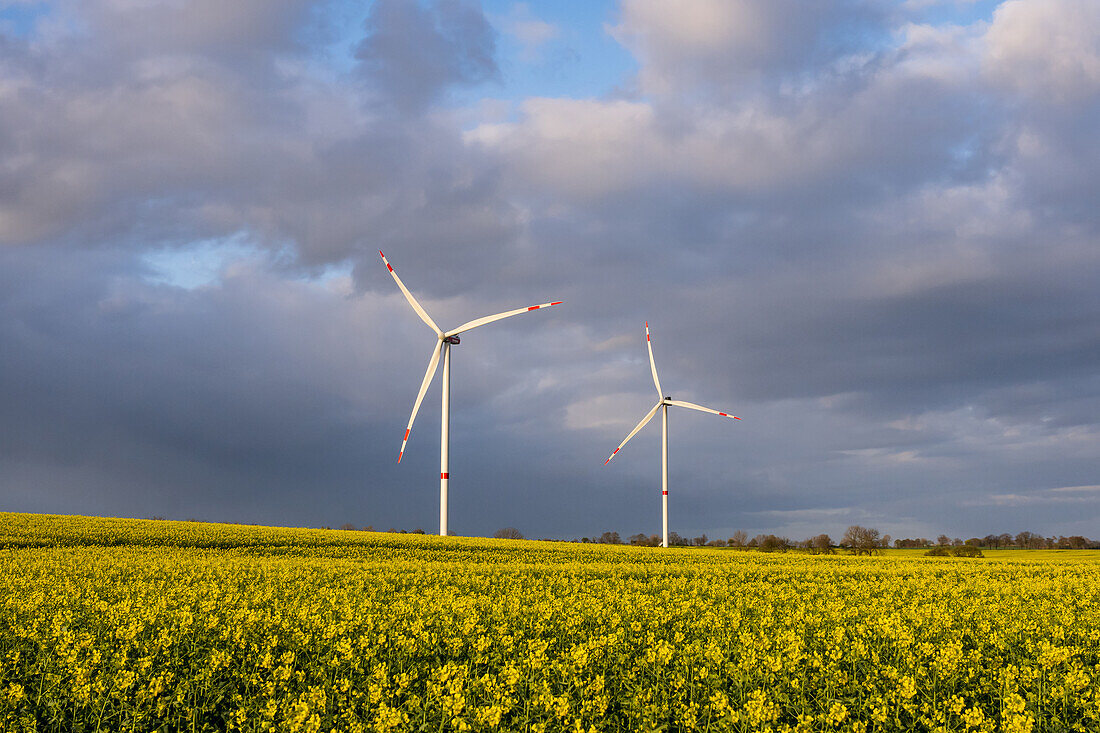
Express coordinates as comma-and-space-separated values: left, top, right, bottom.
527, 305, 538, 311
440, 472, 449, 479
397, 451, 403, 463
662, 490, 668, 495
403, 428, 410, 440
550, 302, 562, 306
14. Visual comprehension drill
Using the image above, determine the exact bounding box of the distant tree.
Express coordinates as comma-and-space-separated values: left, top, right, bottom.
746, 535, 759, 548
728, 530, 748, 548
693, 534, 708, 547
881, 534, 891, 549
628, 533, 648, 546
412, 528, 425, 534
361, 525, 374, 532
1016, 530, 1039, 549
758, 535, 789, 553
951, 537, 962, 546
668, 532, 689, 546
580, 537, 590, 543
998, 533, 1014, 548
340, 523, 357, 531
707, 539, 727, 547
937, 534, 951, 546
598, 531, 622, 545
811, 534, 834, 555
494, 527, 524, 540
965, 537, 981, 547
842, 525, 881, 556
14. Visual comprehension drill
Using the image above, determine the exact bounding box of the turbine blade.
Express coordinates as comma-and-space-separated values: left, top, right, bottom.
398, 341, 443, 463
446, 301, 563, 337
645, 322, 662, 397
604, 402, 662, 465
380, 251, 442, 337
667, 399, 740, 420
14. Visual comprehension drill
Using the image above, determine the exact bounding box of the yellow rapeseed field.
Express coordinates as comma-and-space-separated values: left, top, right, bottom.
1, 512, 1098, 732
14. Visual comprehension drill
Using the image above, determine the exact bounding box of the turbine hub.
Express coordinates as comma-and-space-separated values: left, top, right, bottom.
443, 335, 461, 344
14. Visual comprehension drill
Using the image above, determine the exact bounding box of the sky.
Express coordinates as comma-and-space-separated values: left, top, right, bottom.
2, 0, 1099, 542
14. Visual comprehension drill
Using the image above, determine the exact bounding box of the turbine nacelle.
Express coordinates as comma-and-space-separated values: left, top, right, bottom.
442, 335, 461, 345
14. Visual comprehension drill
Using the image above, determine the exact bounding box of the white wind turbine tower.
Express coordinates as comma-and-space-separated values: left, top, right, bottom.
380, 251, 562, 536
604, 323, 740, 548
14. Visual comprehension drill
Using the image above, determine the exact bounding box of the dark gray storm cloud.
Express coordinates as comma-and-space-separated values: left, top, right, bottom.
2, 0, 1099, 541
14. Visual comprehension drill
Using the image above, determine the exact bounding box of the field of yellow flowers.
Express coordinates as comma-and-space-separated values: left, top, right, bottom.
2, 512, 1099, 732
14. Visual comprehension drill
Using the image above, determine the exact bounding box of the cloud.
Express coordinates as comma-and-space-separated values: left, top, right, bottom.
499, 3, 559, 63
355, 0, 499, 114
609, 0, 887, 98
1049, 484, 1100, 494
984, 0, 1100, 104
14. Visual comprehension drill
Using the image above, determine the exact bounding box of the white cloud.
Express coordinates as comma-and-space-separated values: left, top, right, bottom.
984, 0, 1100, 103
609, 0, 885, 98
1049, 484, 1100, 494
499, 3, 559, 63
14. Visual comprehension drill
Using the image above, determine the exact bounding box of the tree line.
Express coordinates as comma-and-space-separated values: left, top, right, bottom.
334, 522, 1099, 551
564, 526, 1100, 553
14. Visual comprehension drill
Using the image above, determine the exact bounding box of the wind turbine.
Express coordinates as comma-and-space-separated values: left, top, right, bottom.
380, 251, 561, 536
604, 323, 740, 547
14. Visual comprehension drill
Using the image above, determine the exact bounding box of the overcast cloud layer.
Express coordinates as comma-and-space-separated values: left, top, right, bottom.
2, 0, 1099, 541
